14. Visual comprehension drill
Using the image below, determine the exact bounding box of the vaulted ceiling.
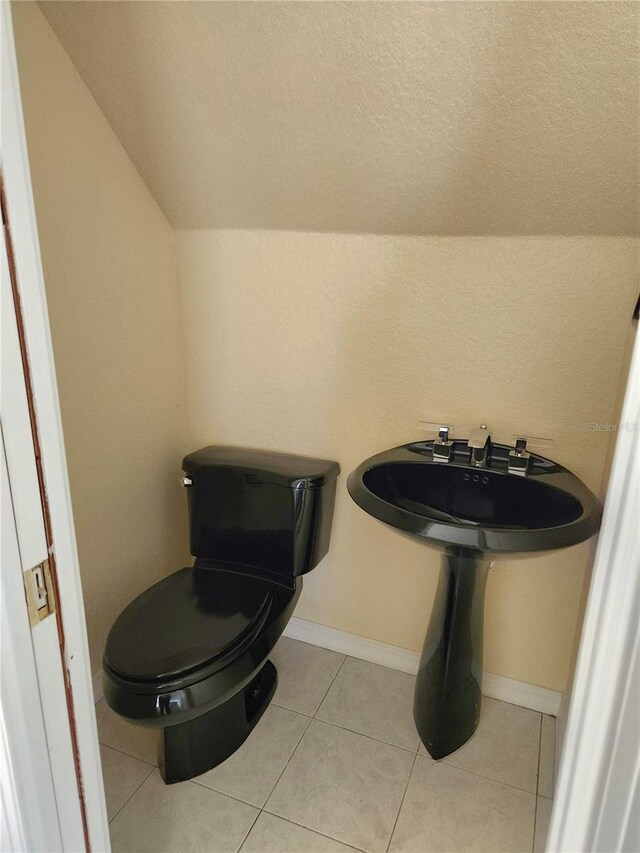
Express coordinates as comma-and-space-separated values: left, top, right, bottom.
39, 1, 639, 235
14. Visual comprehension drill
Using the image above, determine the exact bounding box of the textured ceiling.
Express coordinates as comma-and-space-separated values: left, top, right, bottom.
39, 1, 639, 235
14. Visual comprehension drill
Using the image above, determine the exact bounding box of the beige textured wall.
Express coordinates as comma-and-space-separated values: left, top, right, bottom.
13, 3, 188, 670
177, 230, 639, 692
39, 0, 639, 236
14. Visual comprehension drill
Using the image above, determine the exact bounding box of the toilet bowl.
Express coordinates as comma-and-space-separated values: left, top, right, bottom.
103, 446, 340, 783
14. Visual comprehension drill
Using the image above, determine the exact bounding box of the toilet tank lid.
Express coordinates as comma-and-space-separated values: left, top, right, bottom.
182, 446, 340, 489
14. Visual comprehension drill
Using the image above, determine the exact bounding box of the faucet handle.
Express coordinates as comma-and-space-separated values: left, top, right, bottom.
514, 437, 527, 455
511, 433, 553, 449
508, 435, 554, 475
416, 421, 455, 461
418, 420, 455, 435
435, 431, 453, 465
509, 437, 531, 476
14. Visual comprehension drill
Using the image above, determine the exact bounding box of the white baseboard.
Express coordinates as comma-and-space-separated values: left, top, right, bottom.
284, 616, 561, 717
92, 615, 560, 717
285, 615, 420, 675
481, 671, 560, 716
92, 671, 103, 705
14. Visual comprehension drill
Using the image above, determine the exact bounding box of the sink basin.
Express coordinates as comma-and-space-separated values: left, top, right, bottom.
348, 441, 600, 557
348, 440, 601, 760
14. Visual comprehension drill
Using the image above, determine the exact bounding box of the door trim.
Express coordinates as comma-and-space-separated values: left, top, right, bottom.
548, 326, 639, 851
1, 4, 110, 849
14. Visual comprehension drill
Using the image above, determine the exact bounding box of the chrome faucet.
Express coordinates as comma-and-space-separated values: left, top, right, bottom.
468, 425, 492, 467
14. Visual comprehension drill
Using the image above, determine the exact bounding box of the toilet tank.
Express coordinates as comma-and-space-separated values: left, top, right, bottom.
182, 446, 340, 579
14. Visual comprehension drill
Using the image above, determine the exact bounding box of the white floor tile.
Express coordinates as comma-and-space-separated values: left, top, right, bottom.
240, 813, 360, 853
538, 715, 555, 799
95, 699, 158, 765
100, 745, 154, 821
109, 769, 258, 853
265, 719, 414, 853
443, 697, 541, 792
271, 637, 345, 716
98, 642, 548, 853
534, 796, 553, 853
316, 657, 420, 751
194, 705, 310, 806
389, 756, 536, 853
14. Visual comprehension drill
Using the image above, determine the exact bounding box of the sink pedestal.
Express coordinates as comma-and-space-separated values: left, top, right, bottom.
414, 549, 490, 759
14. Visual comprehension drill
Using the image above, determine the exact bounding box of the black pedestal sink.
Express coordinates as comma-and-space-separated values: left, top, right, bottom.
347, 439, 601, 759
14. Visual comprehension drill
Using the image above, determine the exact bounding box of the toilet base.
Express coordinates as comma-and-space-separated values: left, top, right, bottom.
159, 658, 278, 784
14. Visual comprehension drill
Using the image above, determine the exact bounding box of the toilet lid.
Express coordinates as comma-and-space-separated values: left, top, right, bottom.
104, 567, 273, 682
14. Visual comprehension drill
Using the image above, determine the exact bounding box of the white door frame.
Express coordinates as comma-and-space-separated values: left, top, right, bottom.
1, 3, 109, 850
548, 324, 639, 852
1, 421, 62, 853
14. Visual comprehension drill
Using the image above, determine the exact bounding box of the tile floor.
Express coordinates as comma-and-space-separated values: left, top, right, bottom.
97, 637, 555, 853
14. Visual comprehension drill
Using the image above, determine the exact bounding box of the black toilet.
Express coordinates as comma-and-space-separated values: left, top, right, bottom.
103, 446, 340, 783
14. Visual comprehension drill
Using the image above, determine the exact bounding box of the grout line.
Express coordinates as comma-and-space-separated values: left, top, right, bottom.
272, 698, 421, 754
259, 811, 369, 853
536, 711, 543, 794
188, 778, 266, 810
258, 712, 315, 810
107, 763, 156, 826
532, 713, 543, 853
310, 715, 420, 755
190, 710, 313, 810
285, 620, 561, 716
386, 750, 419, 853
313, 653, 349, 717
437, 756, 539, 796
300, 710, 538, 791
313, 653, 422, 752
235, 807, 261, 853
268, 639, 346, 720
278, 645, 540, 792
270, 700, 314, 719
531, 793, 540, 853
98, 739, 158, 768
309, 654, 428, 752
106, 638, 541, 850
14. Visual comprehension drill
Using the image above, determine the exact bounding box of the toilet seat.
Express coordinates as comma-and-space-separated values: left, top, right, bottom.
104, 566, 274, 684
